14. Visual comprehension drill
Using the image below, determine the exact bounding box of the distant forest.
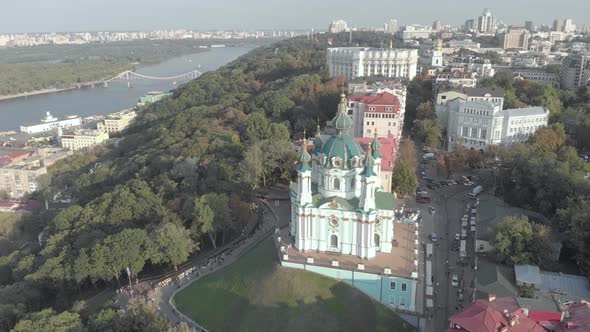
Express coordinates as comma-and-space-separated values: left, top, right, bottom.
0, 39, 274, 96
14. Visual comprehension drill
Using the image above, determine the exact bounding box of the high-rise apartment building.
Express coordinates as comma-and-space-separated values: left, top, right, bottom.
525, 21, 534, 32
477, 8, 496, 34
329, 20, 349, 33
552, 19, 563, 32
560, 52, 590, 90
384, 19, 398, 34
500, 28, 530, 50
564, 18, 576, 33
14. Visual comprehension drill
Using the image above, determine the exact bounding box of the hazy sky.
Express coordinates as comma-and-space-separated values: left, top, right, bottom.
1, 0, 589, 33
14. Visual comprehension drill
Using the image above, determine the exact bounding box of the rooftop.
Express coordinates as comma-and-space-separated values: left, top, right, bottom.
498, 106, 549, 118
447, 297, 547, 332
355, 135, 398, 172
278, 222, 417, 279
476, 257, 519, 299
463, 87, 506, 98
539, 271, 590, 301
348, 92, 402, 113
515, 264, 542, 286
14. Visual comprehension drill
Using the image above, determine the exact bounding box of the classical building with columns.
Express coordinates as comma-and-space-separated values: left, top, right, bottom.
278, 94, 421, 313
327, 47, 418, 81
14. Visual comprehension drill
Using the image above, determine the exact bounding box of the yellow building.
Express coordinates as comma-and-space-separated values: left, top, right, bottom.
61, 129, 109, 151
98, 110, 137, 133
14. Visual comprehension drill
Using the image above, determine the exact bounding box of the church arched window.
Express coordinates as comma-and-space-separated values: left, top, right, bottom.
351, 177, 356, 189
374, 233, 381, 247
333, 178, 340, 191
330, 234, 338, 248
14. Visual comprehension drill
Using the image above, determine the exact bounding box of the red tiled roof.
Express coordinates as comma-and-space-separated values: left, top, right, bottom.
355, 135, 398, 171
528, 310, 561, 325
561, 302, 590, 331
349, 92, 401, 113
448, 298, 548, 332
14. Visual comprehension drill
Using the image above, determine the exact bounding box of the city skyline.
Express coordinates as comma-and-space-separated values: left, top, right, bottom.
2, 0, 589, 33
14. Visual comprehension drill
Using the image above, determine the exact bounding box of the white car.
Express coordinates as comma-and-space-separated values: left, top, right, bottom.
464, 181, 474, 186
452, 274, 459, 287
454, 233, 460, 241
431, 233, 438, 242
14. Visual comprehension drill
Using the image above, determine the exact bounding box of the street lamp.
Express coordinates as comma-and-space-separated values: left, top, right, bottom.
126, 266, 134, 300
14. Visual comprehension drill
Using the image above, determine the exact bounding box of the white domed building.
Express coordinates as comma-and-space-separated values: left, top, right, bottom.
280, 94, 420, 314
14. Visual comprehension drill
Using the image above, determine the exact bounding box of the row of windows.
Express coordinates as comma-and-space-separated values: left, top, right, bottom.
460, 116, 491, 125
390, 281, 408, 292
460, 126, 488, 140
319, 176, 356, 190
510, 117, 545, 125
509, 125, 543, 133
328, 233, 381, 248
388, 295, 407, 307
463, 108, 492, 116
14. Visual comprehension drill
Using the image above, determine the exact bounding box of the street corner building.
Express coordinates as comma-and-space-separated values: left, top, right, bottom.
278, 93, 420, 314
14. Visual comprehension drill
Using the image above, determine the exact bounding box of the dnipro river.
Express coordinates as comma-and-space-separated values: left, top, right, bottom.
0, 46, 255, 132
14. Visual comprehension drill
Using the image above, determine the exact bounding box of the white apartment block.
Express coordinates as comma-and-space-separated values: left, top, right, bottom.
447, 99, 549, 151
347, 91, 405, 139
0, 164, 47, 198
327, 47, 418, 81
61, 129, 109, 151
436, 87, 505, 128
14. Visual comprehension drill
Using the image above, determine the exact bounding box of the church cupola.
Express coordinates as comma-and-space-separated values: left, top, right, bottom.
311, 124, 323, 155
371, 131, 382, 159
331, 93, 353, 134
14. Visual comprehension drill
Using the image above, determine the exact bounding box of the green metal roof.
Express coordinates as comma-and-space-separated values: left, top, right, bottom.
361, 146, 377, 176
375, 191, 396, 210
313, 195, 360, 211
321, 133, 364, 169
297, 141, 312, 172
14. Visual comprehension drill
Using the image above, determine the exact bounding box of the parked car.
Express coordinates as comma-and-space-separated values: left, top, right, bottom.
416, 196, 432, 204
431, 233, 438, 242
463, 181, 474, 186
455, 233, 461, 241
452, 274, 459, 287
429, 206, 436, 214
416, 188, 428, 196
426, 183, 435, 190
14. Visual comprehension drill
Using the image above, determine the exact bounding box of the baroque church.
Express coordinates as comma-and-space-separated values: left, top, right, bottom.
290, 93, 397, 260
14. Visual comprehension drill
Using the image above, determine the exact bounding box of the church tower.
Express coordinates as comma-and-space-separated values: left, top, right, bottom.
431, 39, 443, 67
360, 144, 378, 211
296, 133, 313, 206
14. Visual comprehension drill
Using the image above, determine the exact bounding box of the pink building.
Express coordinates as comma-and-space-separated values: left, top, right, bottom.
348, 92, 404, 139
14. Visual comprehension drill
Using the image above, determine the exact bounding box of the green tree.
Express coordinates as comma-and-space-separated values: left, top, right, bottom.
191, 198, 216, 247
492, 216, 552, 266
413, 119, 442, 148
392, 160, 418, 196
150, 223, 195, 270
12, 309, 82, 332
415, 101, 435, 120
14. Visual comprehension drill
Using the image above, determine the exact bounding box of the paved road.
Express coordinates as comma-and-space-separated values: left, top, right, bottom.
407, 153, 482, 332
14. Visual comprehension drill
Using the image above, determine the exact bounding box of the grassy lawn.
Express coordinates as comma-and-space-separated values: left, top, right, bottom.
173, 237, 414, 332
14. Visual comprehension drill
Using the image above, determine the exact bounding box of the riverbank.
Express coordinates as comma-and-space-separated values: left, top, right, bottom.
0, 86, 78, 101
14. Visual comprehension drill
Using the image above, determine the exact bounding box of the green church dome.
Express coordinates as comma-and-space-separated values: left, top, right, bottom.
321, 133, 364, 169
331, 93, 353, 131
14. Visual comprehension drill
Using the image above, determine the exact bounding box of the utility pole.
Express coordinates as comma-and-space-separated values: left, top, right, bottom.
126, 266, 134, 300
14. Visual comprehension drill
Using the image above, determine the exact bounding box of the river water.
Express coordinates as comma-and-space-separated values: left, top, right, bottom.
0, 46, 254, 131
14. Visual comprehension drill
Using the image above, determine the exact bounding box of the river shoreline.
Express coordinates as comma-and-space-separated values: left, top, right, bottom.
0, 86, 80, 101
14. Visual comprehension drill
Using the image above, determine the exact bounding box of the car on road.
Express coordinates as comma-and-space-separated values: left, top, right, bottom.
429, 206, 436, 214
426, 183, 435, 190
420, 171, 426, 177
455, 233, 460, 241
463, 181, 474, 186
430, 233, 438, 242
416, 188, 428, 196
452, 274, 459, 287
416, 195, 431, 203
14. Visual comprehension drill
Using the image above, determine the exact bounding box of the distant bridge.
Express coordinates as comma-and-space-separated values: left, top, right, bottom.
75, 69, 203, 88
